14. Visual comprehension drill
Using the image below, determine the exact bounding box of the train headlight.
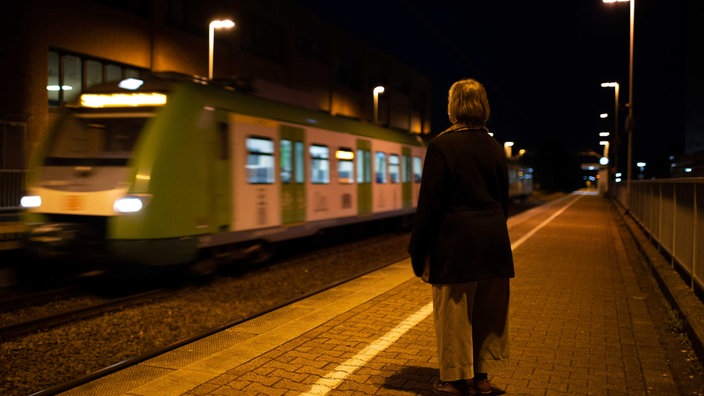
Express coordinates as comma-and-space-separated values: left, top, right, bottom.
20, 195, 42, 208
114, 196, 150, 213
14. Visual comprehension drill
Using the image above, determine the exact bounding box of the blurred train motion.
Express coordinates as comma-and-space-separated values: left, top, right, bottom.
20, 73, 426, 270
507, 159, 533, 202
18, 72, 532, 272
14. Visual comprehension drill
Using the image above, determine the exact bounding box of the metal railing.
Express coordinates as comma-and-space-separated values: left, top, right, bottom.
612, 179, 704, 291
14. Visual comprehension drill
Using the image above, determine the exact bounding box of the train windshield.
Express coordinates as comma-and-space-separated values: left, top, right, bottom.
45, 112, 152, 166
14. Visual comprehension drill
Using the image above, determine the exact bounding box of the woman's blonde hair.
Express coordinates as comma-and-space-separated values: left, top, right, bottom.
447, 79, 490, 128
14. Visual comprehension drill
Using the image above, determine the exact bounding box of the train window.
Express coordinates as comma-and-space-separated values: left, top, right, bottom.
310, 144, 330, 184
375, 152, 387, 184
280, 139, 292, 183
356, 149, 371, 183
389, 154, 400, 184
295, 141, 305, 183
45, 115, 147, 166
246, 137, 274, 184
402, 154, 412, 183
413, 156, 422, 182
336, 148, 354, 184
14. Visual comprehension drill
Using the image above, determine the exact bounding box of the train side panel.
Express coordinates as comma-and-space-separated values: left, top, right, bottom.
229, 113, 282, 232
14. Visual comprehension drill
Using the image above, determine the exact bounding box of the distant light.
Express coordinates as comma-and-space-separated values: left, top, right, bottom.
600, 113, 608, 118
599, 157, 609, 165
599, 131, 610, 137
685, 168, 693, 173
118, 78, 144, 90
373, 86, 385, 95
81, 93, 167, 108
306, 118, 319, 124
601, 82, 619, 87
46, 85, 73, 91
20, 195, 41, 208
504, 141, 514, 147
615, 172, 622, 177
636, 162, 646, 167
603, 0, 629, 3
615, 177, 622, 183
599, 141, 609, 146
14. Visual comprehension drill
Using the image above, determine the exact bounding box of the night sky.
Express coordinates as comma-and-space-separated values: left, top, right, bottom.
294, 0, 688, 180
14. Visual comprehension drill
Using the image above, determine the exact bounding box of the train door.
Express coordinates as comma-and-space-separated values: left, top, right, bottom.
280, 125, 306, 225
401, 147, 412, 209
229, 114, 281, 231
214, 110, 232, 230
356, 139, 372, 215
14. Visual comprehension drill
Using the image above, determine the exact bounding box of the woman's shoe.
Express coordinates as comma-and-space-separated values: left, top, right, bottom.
468, 379, 492, 395
433, 379, 469, 395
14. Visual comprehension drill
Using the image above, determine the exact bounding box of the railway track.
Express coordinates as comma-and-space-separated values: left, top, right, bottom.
0, 288, 170, 341
30, 245, 407, 395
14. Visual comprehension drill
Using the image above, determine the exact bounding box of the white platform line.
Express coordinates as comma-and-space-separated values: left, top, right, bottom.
301, 193, 583, 395
510, 193, 582, 251
300, 303, 433, 396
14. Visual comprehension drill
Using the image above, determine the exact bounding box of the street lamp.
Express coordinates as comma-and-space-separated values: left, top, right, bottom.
208, 19, 235, 80
373, 86, 385, 125
603, 0, 634, 209
504, 141, 514, 158
601, 82, 620, 183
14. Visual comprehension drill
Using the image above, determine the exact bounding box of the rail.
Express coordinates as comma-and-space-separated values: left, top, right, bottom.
612, 179, 704, 292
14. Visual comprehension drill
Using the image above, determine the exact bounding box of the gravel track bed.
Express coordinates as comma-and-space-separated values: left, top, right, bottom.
1, 232, 411, 396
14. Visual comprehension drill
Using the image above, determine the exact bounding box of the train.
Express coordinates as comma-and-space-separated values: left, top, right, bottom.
20, 73, 426, 272
19, 72, 532, 273
507, 158, 533, 202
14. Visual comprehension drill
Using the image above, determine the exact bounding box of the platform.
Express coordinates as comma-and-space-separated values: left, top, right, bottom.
60, 192, 682, 395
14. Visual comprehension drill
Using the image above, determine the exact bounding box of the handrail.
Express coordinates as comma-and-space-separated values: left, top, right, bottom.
612, 179, 704, 291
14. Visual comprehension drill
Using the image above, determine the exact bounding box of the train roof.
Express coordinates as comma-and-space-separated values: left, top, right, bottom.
79, 72, 425, 147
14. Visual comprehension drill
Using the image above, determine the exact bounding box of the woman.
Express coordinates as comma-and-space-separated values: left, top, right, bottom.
408, 78, 514, 395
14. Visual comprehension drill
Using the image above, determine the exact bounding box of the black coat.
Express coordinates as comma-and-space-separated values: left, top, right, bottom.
408, 128, 515, 284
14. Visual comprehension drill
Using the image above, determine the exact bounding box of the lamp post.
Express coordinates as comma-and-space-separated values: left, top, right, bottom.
601, 82, 620, 176
603, 0, 634, 209
503, 141, 514, 159
373, 86, 385, 125
208, 19, 235, 80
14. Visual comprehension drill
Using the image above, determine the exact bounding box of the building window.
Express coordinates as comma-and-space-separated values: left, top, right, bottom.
86, 60, 103, 89
63, 55, 82, 105
246, 137, 275, 184
310, 144, 329, 184
47, 50, 144, 107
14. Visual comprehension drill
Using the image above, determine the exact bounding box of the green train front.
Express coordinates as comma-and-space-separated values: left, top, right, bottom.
21, 76, 425, 267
